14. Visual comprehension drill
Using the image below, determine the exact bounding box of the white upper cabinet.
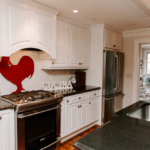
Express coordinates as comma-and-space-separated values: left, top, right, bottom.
104, 29, 114, 49
68, 25, 80, 67
0, 109, 15, 150
68, 25, 90, 68
113, 33, 122, 50
104, 29, 122, 50
45, 23, 90, 69
0, 0, 59, 58
80, 29, 90, 67
51, 22, 68, 68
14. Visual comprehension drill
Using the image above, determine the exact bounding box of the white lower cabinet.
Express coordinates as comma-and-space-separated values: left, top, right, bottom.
89, 98, 99, 124
79, 100, 89, 128
0, 109, 15, 150
61, 90, 100, 139
68, 102, 79, 134
61, 98, 68, 138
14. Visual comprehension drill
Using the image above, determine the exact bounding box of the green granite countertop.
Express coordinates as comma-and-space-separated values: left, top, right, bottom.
73, 100, 150, 150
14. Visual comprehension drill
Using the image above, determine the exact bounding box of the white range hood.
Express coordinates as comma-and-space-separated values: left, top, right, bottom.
0, 0, 60, 59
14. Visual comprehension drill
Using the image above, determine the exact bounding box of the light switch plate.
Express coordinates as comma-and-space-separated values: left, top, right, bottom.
126, 73, 132, 78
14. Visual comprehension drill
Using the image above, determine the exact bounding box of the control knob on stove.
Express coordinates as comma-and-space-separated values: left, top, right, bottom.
19, 100, 24, 104
24, 99, 28, 103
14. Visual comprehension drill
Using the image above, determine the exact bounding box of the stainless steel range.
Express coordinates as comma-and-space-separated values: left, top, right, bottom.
1, 90, 63, 150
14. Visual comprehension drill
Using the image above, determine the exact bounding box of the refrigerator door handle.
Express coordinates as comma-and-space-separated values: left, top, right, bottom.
105, 93, 124, 100
117, 55, 120, 90
114, 55, 118, 90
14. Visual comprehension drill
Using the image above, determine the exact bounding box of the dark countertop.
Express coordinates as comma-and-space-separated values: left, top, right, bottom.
0, 99, 15, 110
54, 85, 101, 97
73, 100, 150, 150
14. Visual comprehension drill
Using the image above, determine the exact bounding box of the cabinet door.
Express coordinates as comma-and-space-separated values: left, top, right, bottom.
2, 1, 33, 56
68, 25, 80, 67
80, 29, 90, 67
0, 109, 15, 150
52, 22, 68, 68
113, 33, 122, 50
61, 99, 67, 138
79, 100, 89, 128
89, 98, 99, 124
68, 102, 79, 134
104, 29, 114, 49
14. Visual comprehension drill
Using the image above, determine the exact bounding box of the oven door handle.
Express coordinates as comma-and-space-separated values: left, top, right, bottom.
18, 105, 61, 119
40, 136, 61, 150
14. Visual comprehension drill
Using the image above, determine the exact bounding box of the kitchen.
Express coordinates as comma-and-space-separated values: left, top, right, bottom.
0, 0, 150, 150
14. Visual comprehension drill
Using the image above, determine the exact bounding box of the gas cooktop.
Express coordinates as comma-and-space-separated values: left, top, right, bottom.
1, 90, 63, 113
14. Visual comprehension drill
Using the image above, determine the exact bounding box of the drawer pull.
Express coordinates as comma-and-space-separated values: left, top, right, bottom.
80, 105, 82, 107
113, 45, 116, 47
94, 93, 96, 96
79, 97, 81, 99
67, 100, 69, 103
89, 102, 91, 104
52, 62, 54, 65
78, 105, 80, 108
0, 116, 2, 120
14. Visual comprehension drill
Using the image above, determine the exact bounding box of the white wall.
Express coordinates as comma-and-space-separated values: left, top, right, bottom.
0, 50, 75, 95
122, 35, 150, 108
86, 25, 104, 125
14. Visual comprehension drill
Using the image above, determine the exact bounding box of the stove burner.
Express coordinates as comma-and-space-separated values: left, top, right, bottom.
1, 90, 54, 104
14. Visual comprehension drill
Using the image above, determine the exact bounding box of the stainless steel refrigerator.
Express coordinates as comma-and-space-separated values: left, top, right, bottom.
102, 50, 124, 123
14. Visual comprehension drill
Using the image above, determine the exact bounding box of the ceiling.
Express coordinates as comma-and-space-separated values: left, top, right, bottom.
34, 0, 150, 31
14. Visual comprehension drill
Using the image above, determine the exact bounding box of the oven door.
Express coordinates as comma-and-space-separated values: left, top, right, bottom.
17, 104, 61, 150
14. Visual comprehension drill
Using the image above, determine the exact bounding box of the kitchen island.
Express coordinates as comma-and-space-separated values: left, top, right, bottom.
73, 100, 150, 150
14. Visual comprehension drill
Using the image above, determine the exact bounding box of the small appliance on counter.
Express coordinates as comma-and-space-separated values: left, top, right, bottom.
75, 71, 86, 90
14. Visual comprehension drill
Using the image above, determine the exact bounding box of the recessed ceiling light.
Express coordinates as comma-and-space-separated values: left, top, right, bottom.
92, 18, 99, 21
73, 10, 78, 13
130, 24, 136, 27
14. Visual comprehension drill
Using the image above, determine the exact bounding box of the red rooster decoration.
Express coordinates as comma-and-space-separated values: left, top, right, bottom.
0, 56, 34, 94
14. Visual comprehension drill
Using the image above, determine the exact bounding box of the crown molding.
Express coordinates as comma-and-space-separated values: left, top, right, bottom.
90, 24, 105, 29
123, 28, 150, 38
57, 15, 90, 30
90, 24, 122, 34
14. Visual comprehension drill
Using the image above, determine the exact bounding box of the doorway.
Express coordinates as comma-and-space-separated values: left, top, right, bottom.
132, 38, 150, 104
139, 44, 150, 101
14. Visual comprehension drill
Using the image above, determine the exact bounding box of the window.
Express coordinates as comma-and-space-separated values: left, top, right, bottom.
147, 53, 150, 74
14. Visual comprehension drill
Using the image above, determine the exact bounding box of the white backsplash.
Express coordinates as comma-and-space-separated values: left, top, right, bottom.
0, 50, 75, 95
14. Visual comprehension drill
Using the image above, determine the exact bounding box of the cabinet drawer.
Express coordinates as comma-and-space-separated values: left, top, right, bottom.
69, 93, 88, 104
89, 90, 100, 99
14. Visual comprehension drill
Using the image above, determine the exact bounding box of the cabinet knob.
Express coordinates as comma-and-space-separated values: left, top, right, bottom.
52, 62, 54, 65
79, 97, 81, 99
81, 63, 82, 65
67, 100, 69, 103
80, 105, 82, 107
89, 102, 91, 104
94, 93, 96, 96
78, 105, 80, 108
113, 45, 116, 47
79, 63, 80, 65
0, 116, 2, 120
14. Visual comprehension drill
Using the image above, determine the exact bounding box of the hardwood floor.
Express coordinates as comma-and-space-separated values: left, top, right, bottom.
60, 125, 100, 150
